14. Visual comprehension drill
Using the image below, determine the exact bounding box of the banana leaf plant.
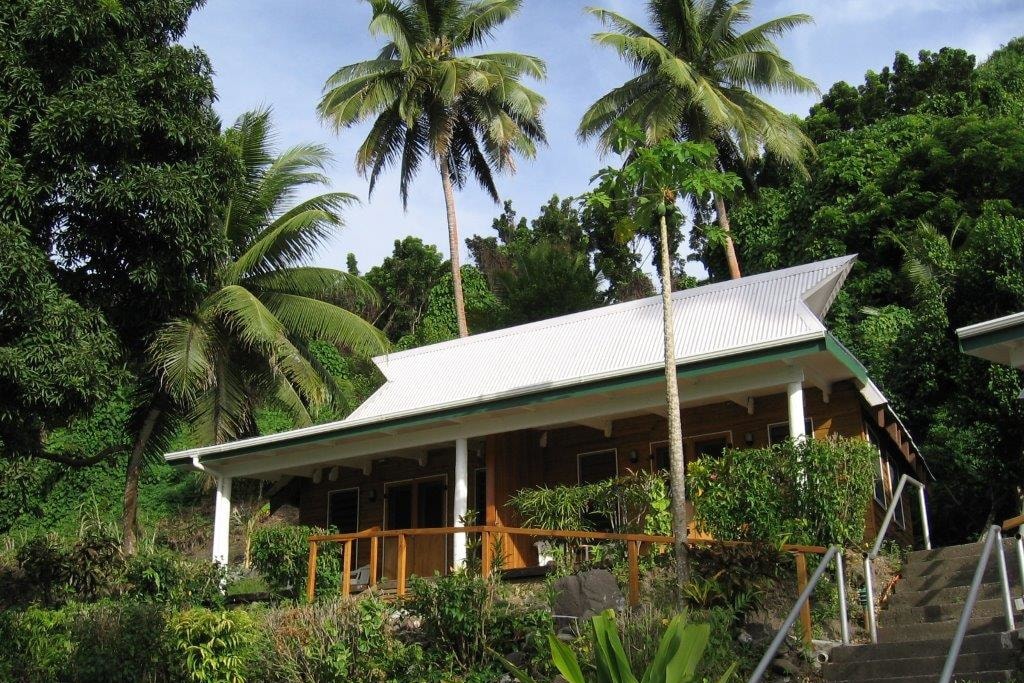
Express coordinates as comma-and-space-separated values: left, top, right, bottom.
498, 609, 736, 683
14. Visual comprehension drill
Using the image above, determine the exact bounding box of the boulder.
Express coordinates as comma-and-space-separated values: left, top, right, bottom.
551, 569, 625, 620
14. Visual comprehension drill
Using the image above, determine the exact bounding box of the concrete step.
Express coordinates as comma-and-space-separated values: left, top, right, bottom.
882, 597, 1008, 626
877, 615, 1008, 642
898, 566, 1020, 593
827, 670, 1016, 683
908, 540, 1016, 564
890, 581, 1012, 608
828, 632, 1017, 664
823, 650, 1020, 681
902, 553, 1021, 581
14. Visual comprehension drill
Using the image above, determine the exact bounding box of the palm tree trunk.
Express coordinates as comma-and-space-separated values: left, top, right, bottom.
439, 156, 470, 338
714, 194, 742, 280
658, 213, 690, 595
121, 405, 161, 555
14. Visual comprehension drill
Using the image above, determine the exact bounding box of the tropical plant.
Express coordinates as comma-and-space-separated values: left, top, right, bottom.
579, 0, 818, 279
134, 110, 388, 554
499, 609, 735, 683
318, 0, 547, 338
583, 123, 741, 591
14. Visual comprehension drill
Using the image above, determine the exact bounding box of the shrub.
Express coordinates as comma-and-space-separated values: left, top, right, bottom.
251, 595, 422, 682
68, 601, 173, 683
404, 571, 552, 680
686, 543, 787, 618
250, 524, 341, 600
688, 436, 876, 547
123, 547, 225, 606
170, 608, 256, 683
0, 605, 73, 682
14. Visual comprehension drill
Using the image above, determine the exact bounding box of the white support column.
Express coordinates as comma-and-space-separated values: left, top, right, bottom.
452, 437, 469, 568
212, 475, 233, 565
787, 380, 807, 442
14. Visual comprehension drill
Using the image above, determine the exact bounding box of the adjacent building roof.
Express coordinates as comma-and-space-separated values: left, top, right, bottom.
957, 311, 1024, 369
165, 255, 859, 466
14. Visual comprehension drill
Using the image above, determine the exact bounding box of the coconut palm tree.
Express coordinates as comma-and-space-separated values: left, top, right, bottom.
579, 0, 818, 279
121, 110, 388, 553
318, 0, 547, 338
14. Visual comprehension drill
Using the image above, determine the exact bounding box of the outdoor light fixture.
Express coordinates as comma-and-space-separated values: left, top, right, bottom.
744, 432, 755, 446
368, 489, 377, 503
628, 449, 639, 464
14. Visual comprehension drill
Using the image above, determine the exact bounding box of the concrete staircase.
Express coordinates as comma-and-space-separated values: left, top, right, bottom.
823, 541, 1024, 683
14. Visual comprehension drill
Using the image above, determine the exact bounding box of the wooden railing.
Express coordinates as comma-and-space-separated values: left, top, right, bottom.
306, 525, 826, 643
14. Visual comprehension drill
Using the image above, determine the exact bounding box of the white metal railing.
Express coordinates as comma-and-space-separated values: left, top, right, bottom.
748, 546, 850, 683
938, 525, 1016, 683
864, 474, 931, 643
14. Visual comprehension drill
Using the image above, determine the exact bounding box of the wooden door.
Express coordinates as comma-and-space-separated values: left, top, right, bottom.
382, 477, 448, 579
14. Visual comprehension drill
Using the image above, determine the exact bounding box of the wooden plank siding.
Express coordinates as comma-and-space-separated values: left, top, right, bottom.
292, 380, 917, 572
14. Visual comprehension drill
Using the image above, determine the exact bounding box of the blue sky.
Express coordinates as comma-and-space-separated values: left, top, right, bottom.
184, 0, 1024, 276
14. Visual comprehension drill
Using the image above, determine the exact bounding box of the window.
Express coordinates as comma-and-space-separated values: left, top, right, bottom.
768, 419, 814, 445
327, 488, 359, 533
888, 459, 906, 528
651, 442, 670, 472
693, 434, 731, 459
578, 449, 618, 484
473, 468, 487, 523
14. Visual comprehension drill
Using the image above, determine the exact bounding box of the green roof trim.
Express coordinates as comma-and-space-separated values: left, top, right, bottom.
824, 333, 869, 381
197, 337, 830, 464
958, 320, 1024, 354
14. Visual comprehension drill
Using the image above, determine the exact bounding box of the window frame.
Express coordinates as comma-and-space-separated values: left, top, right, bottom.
766, 418, 814, 445
577, 448, 619, 484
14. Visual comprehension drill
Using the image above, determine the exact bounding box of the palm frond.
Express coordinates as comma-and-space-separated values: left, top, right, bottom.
459, 0, 521, 48
261, 292, 390, 357
149, 316, 216, 402
246, 266, 380, 306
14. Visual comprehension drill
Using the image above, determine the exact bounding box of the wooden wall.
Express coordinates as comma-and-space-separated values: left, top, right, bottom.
292, 380, 922, 571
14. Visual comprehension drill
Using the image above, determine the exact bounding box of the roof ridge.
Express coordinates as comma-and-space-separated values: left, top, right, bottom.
375, 255, 855, 367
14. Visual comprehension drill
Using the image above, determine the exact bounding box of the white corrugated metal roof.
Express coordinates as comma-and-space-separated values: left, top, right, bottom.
349, 255, 855, 421
165, 255, 855, 463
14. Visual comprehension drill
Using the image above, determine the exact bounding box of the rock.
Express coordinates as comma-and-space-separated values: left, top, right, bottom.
771, 656, 801, 677
504, 652, 528, 668
550, 569, 625, 620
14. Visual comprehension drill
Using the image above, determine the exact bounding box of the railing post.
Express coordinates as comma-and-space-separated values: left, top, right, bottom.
397, 533, 407, 596
1016, 533, 1024, 601
995, 531, 1015, 631
835, 550, 850, 645
306, 540, 318, 604
917, 484, 932, 550
369, 535, 379, 588
864, 555, 878, 643
627, 540, 640, 607
342, 539, 353, 598
481, 530, 492, 578
795, 552, 813, 648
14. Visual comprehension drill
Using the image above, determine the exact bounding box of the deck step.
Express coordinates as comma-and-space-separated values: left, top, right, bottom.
824, 651, 1020, 681
827, 633, 1017, 664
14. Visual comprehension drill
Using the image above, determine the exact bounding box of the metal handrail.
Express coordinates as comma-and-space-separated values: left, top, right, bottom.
748, 546, 851, 683
864, 474, 931, 643
938, 525, 1016, 683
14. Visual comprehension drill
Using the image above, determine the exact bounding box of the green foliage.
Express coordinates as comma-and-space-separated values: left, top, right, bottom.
365, 237, 448, 342
684, 544, 786, 619
688, 437, 876, 547
0, 0, 232, 360
171, 608, 255, 683
252, 596, 421, 682
405, 571, 552, 679
250, 525, 341, 600
501, 609, 735, 683
0, 222, 121, 460
123, 547, 225, 606
397, 265, 504, 347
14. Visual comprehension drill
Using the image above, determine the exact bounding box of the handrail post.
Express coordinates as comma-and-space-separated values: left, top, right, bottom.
835, 550, 850, 645
795, 552, 813, 648
996, 531, 1015, 631
369, 535, 379, 588
397, 533, 407, 596
749, 547, 838, 683
342, 539, 353, 598
917, 484, 931, 550
481, 530, 492, 577
1016, 532, 1024, 601
864, 555, 877, 643
940, 526, 1004, 683
627, 540, 640, 607
306, 540, 318, 604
